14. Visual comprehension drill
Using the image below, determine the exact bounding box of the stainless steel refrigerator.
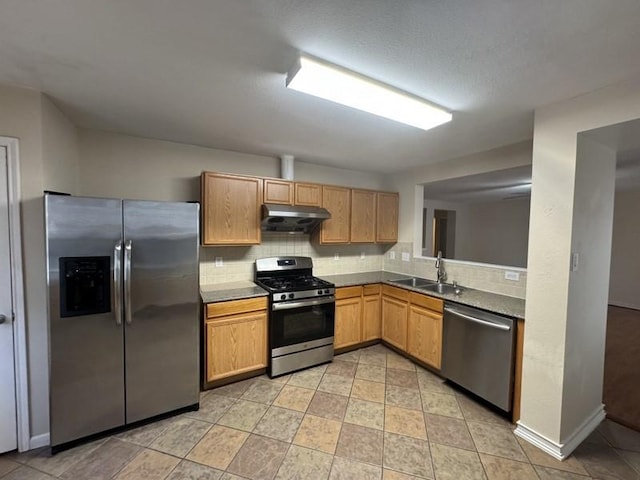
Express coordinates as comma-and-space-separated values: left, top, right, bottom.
44, 194, 200, 451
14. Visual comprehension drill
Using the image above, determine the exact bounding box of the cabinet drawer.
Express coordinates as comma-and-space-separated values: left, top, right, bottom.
382, 284, 409, 301
336, 286, 363, 300
206, 297, 267, 319
363, 284, 381, 296
409, 292, 443, 313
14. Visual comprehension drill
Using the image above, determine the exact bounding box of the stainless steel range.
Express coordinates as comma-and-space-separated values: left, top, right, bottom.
255, 256, 335, 377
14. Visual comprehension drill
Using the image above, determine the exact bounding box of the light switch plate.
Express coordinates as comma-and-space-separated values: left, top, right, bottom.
215, 257, 223, 267
389, 251, 396, 260
571, 252, 579, 271
360, 252, 366, 259
402, 252, 410, 262
334, 253, 340, 260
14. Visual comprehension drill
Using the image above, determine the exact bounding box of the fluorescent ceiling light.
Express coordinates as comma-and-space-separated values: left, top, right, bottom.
286, 54, 452, 131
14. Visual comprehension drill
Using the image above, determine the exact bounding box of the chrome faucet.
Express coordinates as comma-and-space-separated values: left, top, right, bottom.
435, 251, 447, 284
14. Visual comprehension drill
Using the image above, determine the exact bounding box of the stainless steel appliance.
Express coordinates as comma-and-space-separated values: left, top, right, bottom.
261, 204, 331, 234
254, 256, 335, 377
45, 194, 200, 452
441, 303, 516, 411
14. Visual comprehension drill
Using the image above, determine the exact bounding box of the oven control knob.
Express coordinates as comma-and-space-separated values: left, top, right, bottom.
324, 289, 330, 294
288, 293, 295, 299
280, 294, 286, 300
317, 290, 323, 295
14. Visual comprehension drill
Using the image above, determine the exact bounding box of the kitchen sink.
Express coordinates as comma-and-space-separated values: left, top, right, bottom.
389, 277, 435, 288
421, 283, 461, 295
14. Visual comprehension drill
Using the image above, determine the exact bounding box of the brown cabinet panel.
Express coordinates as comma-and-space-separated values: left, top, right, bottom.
363, 284, 381, 295
382, 284, 410, 302
206, 297, 268, 319
335, 296, 363, 349
320, 185, 351, 244
362, 293, 382, 341
407, 304, 442, 369
201, 172, 262, 245
382, 295, 408, 351
264, 179, 293, 205
408, 292, 443, 313
294, 182, 322, 207
206, 311, 267, 382
335, 285, 363, 300
376, 192, 399, 243
351, 189, 377, 243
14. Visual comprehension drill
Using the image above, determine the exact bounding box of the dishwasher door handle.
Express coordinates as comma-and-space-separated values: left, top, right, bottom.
444, 307, 511, 332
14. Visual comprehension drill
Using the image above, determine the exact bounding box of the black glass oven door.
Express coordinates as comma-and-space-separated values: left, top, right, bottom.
270, 298, 335, 349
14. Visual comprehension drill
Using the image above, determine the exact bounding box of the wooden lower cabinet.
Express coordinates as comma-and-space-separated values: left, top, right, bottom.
204, 297, 268, 383
335, 286, 363, 349
362, 285, 382, 341
381, 295, 408, 351
407, 304, 442, 369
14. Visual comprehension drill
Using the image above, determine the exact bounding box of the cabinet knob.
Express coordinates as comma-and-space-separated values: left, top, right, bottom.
0, 314, 7, 324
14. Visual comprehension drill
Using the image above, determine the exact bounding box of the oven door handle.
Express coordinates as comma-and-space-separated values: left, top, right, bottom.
272, 296, 336, 311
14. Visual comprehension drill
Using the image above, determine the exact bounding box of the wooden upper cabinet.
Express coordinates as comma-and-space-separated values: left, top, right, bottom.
264, 179, 293, 205
201, 172, 262, 245
376, 192, 399, 243
320, 185, 351, 244
350, 189, 377, 243
294, 182, 322, 207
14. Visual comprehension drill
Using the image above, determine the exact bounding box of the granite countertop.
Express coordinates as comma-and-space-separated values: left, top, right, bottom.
319, 271, 526, 319
200, 272, 526, 319
200, 281, 268, 304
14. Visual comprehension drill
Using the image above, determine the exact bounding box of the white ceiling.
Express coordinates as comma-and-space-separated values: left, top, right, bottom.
2, 1, 640, 173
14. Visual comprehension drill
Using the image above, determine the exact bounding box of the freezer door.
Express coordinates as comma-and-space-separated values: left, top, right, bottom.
123, 200, 200, 423
45, 195, 125, 447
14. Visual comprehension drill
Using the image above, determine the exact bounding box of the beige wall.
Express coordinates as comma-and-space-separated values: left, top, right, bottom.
460, 198, 530, 268
388, 141, 532, 297
390, 140, 533, 242
0, 86, 70, 442
41, 96, 79, 194
609, 189, 640, 309
77, 129, 389, 201
519, 75, 640, 454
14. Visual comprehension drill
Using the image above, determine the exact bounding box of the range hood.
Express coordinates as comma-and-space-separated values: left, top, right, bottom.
262, 204, 331, 234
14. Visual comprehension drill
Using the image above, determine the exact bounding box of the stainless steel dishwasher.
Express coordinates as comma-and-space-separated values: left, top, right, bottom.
441, 303, 516, 412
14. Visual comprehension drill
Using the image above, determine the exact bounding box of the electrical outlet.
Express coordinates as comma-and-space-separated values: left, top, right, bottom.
360, 252, 366, 260
214, 257, 223, 267
389, 251, 396, 260
402, 252, 410, 262
504, 271, 520, 281
334, 253, 340, 260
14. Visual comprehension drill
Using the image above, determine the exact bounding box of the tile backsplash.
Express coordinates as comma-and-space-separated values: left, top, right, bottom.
200, 238, 526, 299
200, 234, 389, 284
384, 242, 527, 299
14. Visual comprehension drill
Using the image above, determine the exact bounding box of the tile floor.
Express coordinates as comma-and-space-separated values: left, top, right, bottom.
2, 344, 640, 479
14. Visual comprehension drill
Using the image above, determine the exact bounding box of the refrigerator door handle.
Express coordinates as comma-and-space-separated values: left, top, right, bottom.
124, 240, 133, 325
113, 241, 123, 326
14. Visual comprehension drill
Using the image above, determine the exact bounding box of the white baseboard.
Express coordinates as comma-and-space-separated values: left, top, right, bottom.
29, 433, 50, 450
609, 301, 640, 311
514, 404, 605, 460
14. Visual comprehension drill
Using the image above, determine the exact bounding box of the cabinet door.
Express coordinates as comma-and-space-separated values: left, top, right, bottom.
206, 312, 267, 382
320, 185, 351, 244
294, 182, 322, 207
264, 179, 293, 205
407, 305, 442, 369
382, 295, 408, 351
376, 192, 399, 243
362, 293, 381, 341
351, 189, 376, 243
335, 297, 363, 349
201, 172, 262, 245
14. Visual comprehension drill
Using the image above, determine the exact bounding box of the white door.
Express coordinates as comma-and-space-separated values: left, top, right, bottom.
0, 145, 17, 452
